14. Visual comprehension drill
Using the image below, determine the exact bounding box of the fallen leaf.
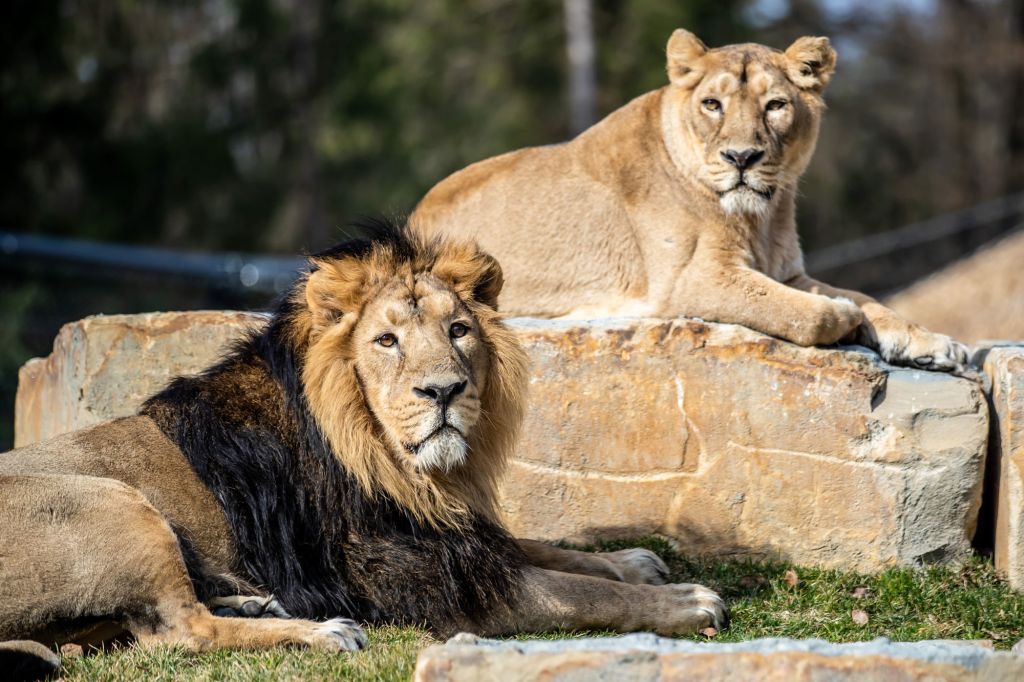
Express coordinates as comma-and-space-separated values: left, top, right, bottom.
984, 629, 1007, 641
700, 627, 718, 638
784, 569, 799, 587
851, 609, 869, 625
850, 586, 869, 599
739, 575, 768, 589
60, 643, 84, 657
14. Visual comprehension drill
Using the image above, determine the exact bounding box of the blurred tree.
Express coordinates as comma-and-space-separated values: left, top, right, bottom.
0, 0, 761, 254
0, 0, 1020, 253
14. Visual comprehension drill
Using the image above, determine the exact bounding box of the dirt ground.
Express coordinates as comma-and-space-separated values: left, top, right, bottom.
884, 229, 1024, 345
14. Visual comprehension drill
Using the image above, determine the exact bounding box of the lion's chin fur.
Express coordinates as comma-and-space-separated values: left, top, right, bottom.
414, 428, 469, 474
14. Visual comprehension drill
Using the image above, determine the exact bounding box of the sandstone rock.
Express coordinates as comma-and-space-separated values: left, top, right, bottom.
505, 318, 986, 571
13, 312, 988, 572
414, 634, 1024, 682
980, 344, 1024, 589
14, 311, 265, 448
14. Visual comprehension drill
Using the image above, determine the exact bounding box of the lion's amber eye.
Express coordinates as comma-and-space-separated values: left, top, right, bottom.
450, 322, 470, 339
702, 98, 721, 112
376, 333, 398, 348
766, 99, 787, 111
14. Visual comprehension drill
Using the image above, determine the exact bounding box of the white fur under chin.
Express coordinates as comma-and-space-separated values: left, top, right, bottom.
720, 189, 771, 219
414, 428, 468, 473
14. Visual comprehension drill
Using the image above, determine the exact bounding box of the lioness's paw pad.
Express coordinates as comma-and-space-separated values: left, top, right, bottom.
606, 548, 670, 585
309, 618, 368, 652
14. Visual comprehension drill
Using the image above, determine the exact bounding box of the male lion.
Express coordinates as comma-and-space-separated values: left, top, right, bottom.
0, 221, 726, 677
413, 29, 968, 372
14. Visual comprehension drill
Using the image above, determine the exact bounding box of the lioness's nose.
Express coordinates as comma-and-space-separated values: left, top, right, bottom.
413, 381, 467, 406
720, 148, 764, 170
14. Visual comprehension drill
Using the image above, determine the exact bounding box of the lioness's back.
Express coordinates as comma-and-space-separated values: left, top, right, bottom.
413, 93, 663, 317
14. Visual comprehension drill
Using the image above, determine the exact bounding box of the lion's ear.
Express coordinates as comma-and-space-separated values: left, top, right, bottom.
304, 259, 367, 332
432, 245, 504, 310
784, 36, 836, 91
666, 28, 708, 88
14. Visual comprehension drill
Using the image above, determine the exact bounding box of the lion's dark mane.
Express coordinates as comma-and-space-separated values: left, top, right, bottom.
141, 224, 525, 635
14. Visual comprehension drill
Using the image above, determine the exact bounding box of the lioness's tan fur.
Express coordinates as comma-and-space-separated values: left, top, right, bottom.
414, 29, 968, 372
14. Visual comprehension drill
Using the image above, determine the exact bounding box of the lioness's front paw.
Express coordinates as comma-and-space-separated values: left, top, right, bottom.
801, 296, 864, 346
657, 583, 729, 635
877, 327, 969, 374
605, 548, 669, 585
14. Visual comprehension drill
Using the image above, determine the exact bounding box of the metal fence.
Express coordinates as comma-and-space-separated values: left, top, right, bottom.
5, 192, 1023, 300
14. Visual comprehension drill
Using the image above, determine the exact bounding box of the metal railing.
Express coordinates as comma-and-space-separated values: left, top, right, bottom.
4, 192, 1024, 297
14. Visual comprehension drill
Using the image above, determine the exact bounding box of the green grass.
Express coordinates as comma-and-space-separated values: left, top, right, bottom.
60, 538, 1024, 680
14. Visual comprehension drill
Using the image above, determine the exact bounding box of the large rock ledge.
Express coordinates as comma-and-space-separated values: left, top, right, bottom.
413, 634, 1024, 681
14, 312, 990, 572
982, 344, 1024, 589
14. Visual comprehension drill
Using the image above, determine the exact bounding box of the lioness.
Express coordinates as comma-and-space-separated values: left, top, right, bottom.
0, 222, 726, 677
413, 29, 968, 372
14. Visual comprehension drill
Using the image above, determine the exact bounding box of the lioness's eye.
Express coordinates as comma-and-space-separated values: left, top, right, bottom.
702, 98, 721, 112
450, 322, 470, 339
766, 99, 788, 111
376, 333, 398, 348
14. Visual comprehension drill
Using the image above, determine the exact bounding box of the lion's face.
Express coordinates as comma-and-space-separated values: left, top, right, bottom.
351, 274, 489, 473
664, 30, 836, 218
299, 230, 526, 508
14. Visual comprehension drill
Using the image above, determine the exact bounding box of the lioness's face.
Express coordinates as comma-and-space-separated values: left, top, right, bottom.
665, 30, 836, 218
353, 274, 489, 473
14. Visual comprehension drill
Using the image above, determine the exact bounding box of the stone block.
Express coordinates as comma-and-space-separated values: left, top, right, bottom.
980, 344, 1024, 589
14, 311, 264, 448
413, 634, 1024, 682
13, 313, 989, 572
505, 318, 986, 571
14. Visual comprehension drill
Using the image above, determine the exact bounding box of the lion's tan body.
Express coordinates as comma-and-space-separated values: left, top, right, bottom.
0, 226, 726, 675
414, 30, 968, 372
0, 416, 360, 653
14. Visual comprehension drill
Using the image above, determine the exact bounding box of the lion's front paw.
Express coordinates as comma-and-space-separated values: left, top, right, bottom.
877, 327, 970, 374
209, 595, 291, 619
302, 618, 368, 652
604, 548, 669, 585
656, 583, 730, 635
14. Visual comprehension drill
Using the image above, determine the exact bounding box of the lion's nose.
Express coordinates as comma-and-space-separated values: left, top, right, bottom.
413, 381, 467, 406
720, 148, 764, 170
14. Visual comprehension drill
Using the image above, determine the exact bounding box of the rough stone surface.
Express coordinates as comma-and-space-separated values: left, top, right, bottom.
980, 344, 1024, 589
414, 634, 1024, 682
505, 318, 987, 571
14, 311, 264, 448
13, 312, 989, 572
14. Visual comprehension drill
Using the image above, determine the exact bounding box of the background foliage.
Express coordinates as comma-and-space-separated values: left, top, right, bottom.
6, 0, 1021, 253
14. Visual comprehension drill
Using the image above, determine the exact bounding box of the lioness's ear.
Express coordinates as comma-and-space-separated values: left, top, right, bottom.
432, 245, 504, 310
666, 28, 708, 88
784, 36, 836, 91
304, 258, 367, 332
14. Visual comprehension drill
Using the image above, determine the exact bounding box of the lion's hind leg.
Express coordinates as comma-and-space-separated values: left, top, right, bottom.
0, 474, 365, 653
